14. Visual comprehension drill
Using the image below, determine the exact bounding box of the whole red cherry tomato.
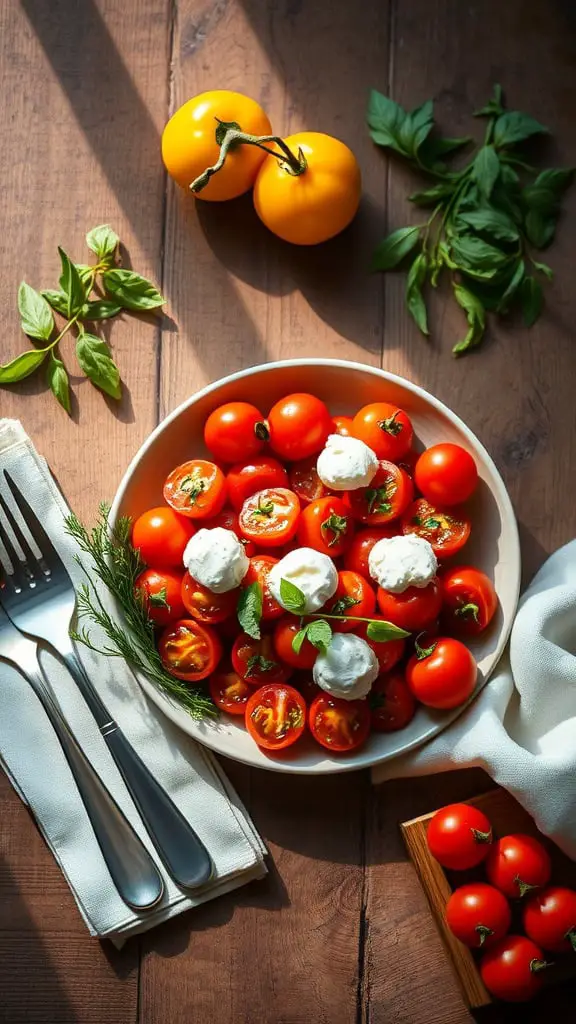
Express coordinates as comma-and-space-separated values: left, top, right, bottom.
239, 487, 300, 547
245, 683, 306, 750
402, 498, 471, 558
164, 459, 227, 519
204, 401, 268, 464
415, 443, 478, 506
370, 671, 416, 732
344, 526, 397, 578
446, 883, 512, 949
289, 455, 328, 504
377, 579, 442, 632
440, 566, 498, 635
480, 935, 549, 1002
132, 506, 195, 568
232, 632, 292, 685
134, 568, 185, 626
308, 693, 371, 753
273, 617, 318, 670
486, 834, 552, 899
351, 402, 413, 461
346, 461, 413, 525
297, 495, 354, 557
226, 455, 289, 512
242, 555, 283, 621
326, 570, 376, 632
202, 506, 256, 557
209, 671, 252, 715
523, 886, 576, 953
267, 393, 332, 461
158, 618, 222, 681
181, 572, 238, 624
406, 636, 477, 709
332, 415, 354, 437
427, 803, 493, 870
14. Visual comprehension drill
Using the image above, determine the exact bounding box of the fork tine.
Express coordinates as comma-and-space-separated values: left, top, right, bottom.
3, 471, 59, 573
0, 491, 43, 570
0, 507, 30, 590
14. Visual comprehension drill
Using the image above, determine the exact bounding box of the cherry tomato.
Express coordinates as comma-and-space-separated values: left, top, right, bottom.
415, 443, 478, 506
426, 803, 493, 870
523, 886, 576, 953
253, 132, 361, 245
402, 498, 471, 558
239, 487, 300, 547
309, 693, 371, 753
158, 618, 222, 682
243, 555, 283, 621
346, 461, 413, 525
343, 526, 397, 578
131, 506, 195, 569
440, 566, 498, 636
181, 572, 238, 624
486, 834, 552, 899
397, 448, 419, 477
326, 570, 376, 632
202, 506, 257, 557
245, 683, 306, 750
134, 568, 186, 627
370, 672, 416, 732
227, 455, 289, 512
289, 455, 328, 504
359, 622, 406, 673
406, 636, 477, 709
231, 632, 292, 686
446, 883, 512, 949
209, 671, 252, 716
204, 402, 268, 464
480, 935, 548, 1003
164, 460, 227, 520
377, 579, 442, 632
351, 402, 413, 462
162, 90, 272, 201
273, 617, 318, 670
297, 495, 354, 557
267, 393, 333, 461
332, 415, 354, 437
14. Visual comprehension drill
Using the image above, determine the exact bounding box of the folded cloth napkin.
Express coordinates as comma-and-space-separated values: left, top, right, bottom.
0, 419, 266, 943
373, 542, 576, 859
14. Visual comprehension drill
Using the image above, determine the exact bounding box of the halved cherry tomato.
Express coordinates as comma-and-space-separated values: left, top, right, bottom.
332, 415, 354, 437
376, 579, 442, 632
245, 683, 306, 750
359, 621, 406, 672
267, 393, 332, 461
309, 693, 370, 753
134, 568, 186, 627
480, 935, 548, 1003
289, 455, 328, 504
158, 618, 222, 682
204, 402, 268, 464
406, 636, 477, 709
232, 632, 292, 685
201, 506, 257, 557
351, 402, 414, 462
181, 572, 238, 624
486, 834, 552, 899
414, 443, 478, 506
132, 506, 195, 568
243, 555, 283, 621
446, 883, 512, 949
326, 570, 376, 632
523, 886, 576, 953
346, 461, 413, 525
164, 460, 227, 520
401, 497, 471, 558
427, 803, 493, 870
343, 526, 397, 578
273, 617, 318, 670
226, 455, 289, 512
440, 566, 498, 635
209, 671, 252, 716
370, 672, 416, 732
239, 487, 300, 547
297, 495, 354, 557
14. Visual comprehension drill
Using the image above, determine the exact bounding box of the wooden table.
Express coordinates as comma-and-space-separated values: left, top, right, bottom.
1, 2, 575, 1021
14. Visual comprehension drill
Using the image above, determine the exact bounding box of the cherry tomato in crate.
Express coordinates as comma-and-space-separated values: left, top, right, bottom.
523, 886, 576, 953
486, 834, 552, 899
480, 935, 549, 1003
426, 803, 493, 870
446, 883, 511, 949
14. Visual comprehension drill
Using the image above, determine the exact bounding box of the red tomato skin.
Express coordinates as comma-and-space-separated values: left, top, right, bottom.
486, 835, 552, 899
359, 626, 406, 673
289, 455, 329, 504
440, 566, 498, 635
297, 495, 355, 557
401, 498, 471, 559
308, 694, 371, 753
332, 415, 353, 437
158, 618, 222, 682
370, 671, 416, 732
406, 637, 477, 710
343, 526, 397, 578
132, 506, 195, 568
376, 580, 442, 632
326, 570, 376, 632
245, 683, 306, 750
202, 506, 257, 557
267, 393, 333, 461
480, 936, 548, 1003
346, 462, 413, 525
243, 556, 283, 621
231, 632, 292, 685
273, 617, 318, 670
523, 886, 576, 953
134, 568, 186, 626
446, 883, 512, 949
181, 573, 238, 624
426, 803, 493, 870
239, 487, 300, 547
204, 402, 267, 463
226, 455, 289, 511
415, 443, 478, 506
209, 671, 252, 715
351, 402, 414, 461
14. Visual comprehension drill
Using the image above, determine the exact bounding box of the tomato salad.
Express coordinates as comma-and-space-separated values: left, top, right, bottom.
130, 392, 498, 757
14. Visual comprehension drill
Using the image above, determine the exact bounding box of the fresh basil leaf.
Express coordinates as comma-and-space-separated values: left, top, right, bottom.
58, 247, 87, 317
75, 264, 95, 284
399, 99, 434, 157
237, 582, 262, 640
18, 282, 54, 341
366, 90, 409, 155
418, 134, 471, 167
372, 226, 421, 271
457, 207, 519, 244
499, 163, 520, 186
496, 259, 526, 313
46, 351, 71, 414
532, 260, 553, 281
0, 348, 47, 384
102, 269, 164, 311
523, 185, 558, 216
525, 209, 556, 249
529, 167, 574, 203
76, 333, 121, 399
452, 283, 486, 355
450, 234, 509, 271
521, 276, 543, 327
279, 578, 307, 615
42, 289, 69, 316
291, 627, 307, 656
306, 619, 332, 654
472, 146, 500, 199
406, 253, 429, 335
366, 620, 410, 642
474, 84, 504, 119
83, 299, 123, 320
409, 182, 456, 207
493, 111, 548, 148
86, 224, 119, 260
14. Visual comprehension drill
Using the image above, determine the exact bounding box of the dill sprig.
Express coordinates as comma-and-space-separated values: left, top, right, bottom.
65, 503, 216, 719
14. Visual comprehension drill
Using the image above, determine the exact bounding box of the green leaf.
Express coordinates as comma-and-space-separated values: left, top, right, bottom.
528, 168, 574, 205
76, 333, 121, 399
409, 182, 456, 207
452, 283, 486, 355
306, 619, 333, 654
496, 259, 526, 313
366, 619, 410, 642
457, 207, 519, 244
279, 578, 307, 615
523, 186, 558, 216
18, 282, 54, 341
237, 582, 262, 640
372, 226, 421, 271
418, 134, 471, 168
86, 224, 119, 260
292, 628, 307, 655
366, 90, 409, 155
532, 260, 553, 281
474, 84, 504, 119
102, 269, 165, 311
75, 264, 95, 284
521, 276, 543, 327
46, 351, 71, 413
525, 209, 556, 249
406, 252, 429, 335
58, 247, 87, 317
0, 348, 47, 384
450, 234, 509, 271
42, 289, 69, 316
473, 146, 500, 198
493, 111, 548, 148
399, 99, 434, 157
83, 299, 123, 320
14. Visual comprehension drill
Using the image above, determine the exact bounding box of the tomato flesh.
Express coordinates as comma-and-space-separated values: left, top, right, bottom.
210, 671, 252, 715
346, 461, 413, 525
181, 572, 238, 623
308, 693, 370, 752
245, 683, 306, 750
158, 618, 222, 681
226, 455, 289, 512
239, 487, 300, 547
402, 498, 471, 558
232, 632, 292, 685
289, 455, 328, 504
164, 460, 227, 519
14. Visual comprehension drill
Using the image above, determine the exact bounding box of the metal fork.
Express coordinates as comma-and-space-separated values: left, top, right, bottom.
0, 600, 163, 911
0, 471, 213, 891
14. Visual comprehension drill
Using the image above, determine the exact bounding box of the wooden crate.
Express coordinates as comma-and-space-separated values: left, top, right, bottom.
401, 788, 576, 1014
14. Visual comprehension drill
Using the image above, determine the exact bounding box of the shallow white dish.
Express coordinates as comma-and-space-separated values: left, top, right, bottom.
110, 359, 521, 774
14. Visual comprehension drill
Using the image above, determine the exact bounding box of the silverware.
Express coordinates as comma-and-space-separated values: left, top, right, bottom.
0, 471, 213, 891
0, 600, 164, 911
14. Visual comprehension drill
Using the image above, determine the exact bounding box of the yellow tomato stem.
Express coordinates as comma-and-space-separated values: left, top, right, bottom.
189, 129, 307, 194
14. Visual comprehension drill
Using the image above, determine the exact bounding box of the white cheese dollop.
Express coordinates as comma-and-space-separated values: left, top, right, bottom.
183, 527, 249, 594
368, 533, 437, 593
313, 633, 379, 700
316, 434, 379, 491
268, 546, 338, 614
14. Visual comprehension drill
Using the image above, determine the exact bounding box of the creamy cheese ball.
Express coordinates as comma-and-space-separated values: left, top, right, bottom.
183, 527, 249, 594
313, 633, 379, 700
316, 434, 379, 491
368, 533, 437, 593
268, 546, 338, 614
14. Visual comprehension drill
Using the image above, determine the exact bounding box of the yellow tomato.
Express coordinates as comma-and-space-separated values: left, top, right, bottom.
252, 132, 361, 244
162, 90, 272, 202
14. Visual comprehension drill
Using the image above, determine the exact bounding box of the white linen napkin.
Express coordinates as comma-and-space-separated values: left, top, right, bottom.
373, 541, 576, 860
0, 419, 267, 943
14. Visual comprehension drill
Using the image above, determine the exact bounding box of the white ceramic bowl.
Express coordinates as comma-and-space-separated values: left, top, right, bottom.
110, 359, 521, 774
